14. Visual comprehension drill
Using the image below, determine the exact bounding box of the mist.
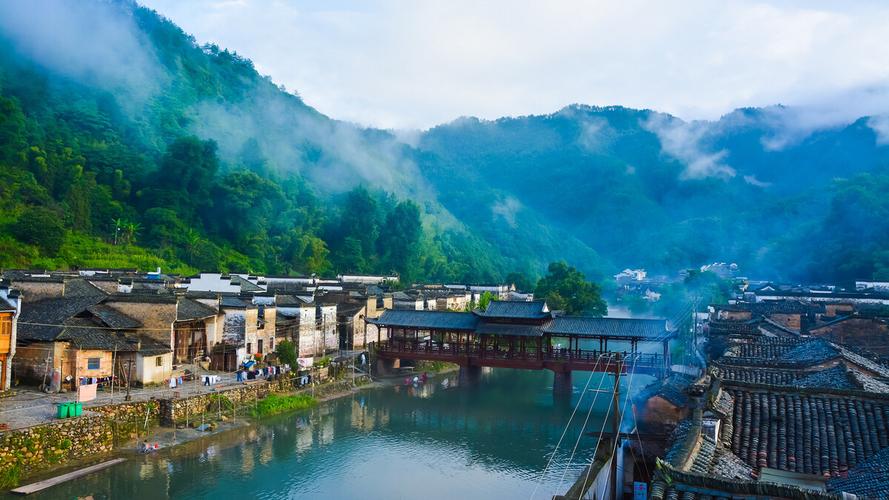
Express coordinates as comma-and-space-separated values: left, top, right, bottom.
0, 0, 165, 107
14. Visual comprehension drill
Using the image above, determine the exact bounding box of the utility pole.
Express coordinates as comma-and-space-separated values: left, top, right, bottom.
610, 354, 623, 500
110, 344, 117, 403
125, 359, 134, 401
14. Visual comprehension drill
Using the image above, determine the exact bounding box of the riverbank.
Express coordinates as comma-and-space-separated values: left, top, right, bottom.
1, 368, 596, 500
0, 375, 374, 491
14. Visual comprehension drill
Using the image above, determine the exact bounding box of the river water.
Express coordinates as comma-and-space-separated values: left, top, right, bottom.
20, 368, 649, 500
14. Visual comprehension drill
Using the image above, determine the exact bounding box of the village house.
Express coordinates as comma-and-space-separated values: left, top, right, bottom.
807, 310, 889, 359
211, 296, 277, 369
336, 302, 366, 350
172, 297, 220, 364
274, 294, 318, 358
633, 374, 694, 429
0, 284, 21, 391
13, 295, 172, 390
318, 303, 337, 354
469, 284, 514, 301
393, 291, 424, 310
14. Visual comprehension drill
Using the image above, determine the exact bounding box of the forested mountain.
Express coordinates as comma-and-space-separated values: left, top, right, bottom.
1, 0, 888, 285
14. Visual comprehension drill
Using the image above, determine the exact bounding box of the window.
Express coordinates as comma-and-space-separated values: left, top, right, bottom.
155, 356, 163, 367
87, 357, 100, 370
0, 317, 10, 337
247, 343, 252, 354
258, 339, 263, 354
270, 338, 274, 351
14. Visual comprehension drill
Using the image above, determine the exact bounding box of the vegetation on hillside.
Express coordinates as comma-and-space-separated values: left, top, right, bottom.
1, 1, 888, 286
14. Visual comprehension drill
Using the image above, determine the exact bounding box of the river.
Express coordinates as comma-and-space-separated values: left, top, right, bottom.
18, 368, 650, 499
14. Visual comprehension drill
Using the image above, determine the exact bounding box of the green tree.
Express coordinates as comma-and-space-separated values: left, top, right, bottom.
275, 340, 298, 367
505, 271, 533, 291
477, 291, 496, 311
378, 200, 422, 282
535, 262, 607, 316
11, 206, 66, 255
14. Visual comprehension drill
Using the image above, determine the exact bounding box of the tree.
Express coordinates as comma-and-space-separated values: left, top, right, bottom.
11, 207, 66, 255
534, 262, 607, 316
505, 271, 533, 291
275, 340, 298, 368
378, 200, 422, 282
477, 291, 496, 311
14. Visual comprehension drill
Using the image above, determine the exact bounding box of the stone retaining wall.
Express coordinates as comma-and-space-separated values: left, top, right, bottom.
158, 382, 273, 426
0, 416, 113, 488
0, 375, 363, 488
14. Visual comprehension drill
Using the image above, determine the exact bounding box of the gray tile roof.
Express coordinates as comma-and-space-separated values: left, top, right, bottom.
827, 446, 889, 497
477, 300, 550, 319
474, 321, 549, 337
725, 387, 889, 477
85, 304, 141, 330
0, 296, 16, 311
176, 297, 218, 321
57, 323, 170, 353
636, 374, 694, 407
220, 296, 253, 309
544, 317, 671, 339
369, 309, 480, 330
17, 296, 106, 342
63, 278, 108, 298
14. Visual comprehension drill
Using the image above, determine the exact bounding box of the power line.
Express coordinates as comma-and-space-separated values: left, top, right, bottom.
529, 355, 606, 500
556, 356, 616, 492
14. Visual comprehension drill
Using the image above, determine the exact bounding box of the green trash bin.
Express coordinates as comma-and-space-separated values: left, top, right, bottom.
72, 402, 82, 417
56, 402, 70, 419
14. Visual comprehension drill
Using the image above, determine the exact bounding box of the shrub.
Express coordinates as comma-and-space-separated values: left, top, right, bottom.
251, 394, 316, 418
275, 340, 297, 368
0, 464, 21, 489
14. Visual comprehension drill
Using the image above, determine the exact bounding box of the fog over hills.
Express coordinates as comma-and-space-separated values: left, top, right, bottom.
1, 0, 888, 284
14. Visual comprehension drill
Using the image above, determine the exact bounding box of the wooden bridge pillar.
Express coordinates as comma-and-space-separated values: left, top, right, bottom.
458, 365, 482, 385
552, 370, 573, 396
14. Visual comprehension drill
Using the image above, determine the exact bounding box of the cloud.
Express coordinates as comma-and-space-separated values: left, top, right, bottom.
575, 115, 612, 152
491, 197, 521, 228
867, 115, 889, 145
642, 114, 735, 180
141, 0, 889, 130
0, 0, 165, 105
743, 175, 771, 188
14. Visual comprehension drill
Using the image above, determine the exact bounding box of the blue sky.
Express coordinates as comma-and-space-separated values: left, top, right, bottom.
142, 0, 889, 130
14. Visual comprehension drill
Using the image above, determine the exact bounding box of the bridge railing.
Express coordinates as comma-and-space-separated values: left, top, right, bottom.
378, 339, 665, 370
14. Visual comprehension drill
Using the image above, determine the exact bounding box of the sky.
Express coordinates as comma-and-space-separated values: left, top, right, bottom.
141, 0, 889, 130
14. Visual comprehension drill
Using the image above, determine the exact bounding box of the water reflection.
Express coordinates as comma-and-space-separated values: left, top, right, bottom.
10, 369, 649, 500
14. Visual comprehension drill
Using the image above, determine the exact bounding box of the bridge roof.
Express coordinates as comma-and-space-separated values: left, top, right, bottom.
369, 309, 479, 330
544, 317, 673, 341
475, 300, 551, 319
474, 320, 550, 337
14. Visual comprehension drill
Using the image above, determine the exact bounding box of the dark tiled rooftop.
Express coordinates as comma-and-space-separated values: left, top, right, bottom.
545, 316, 670, 339
369, 309, 480, 331
827, 446, 889, 498
726, 388, 889, 476
176, 297, 218, 321
477, 300, 550, 319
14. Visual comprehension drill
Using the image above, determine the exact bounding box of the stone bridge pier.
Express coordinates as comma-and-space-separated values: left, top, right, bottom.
458, 365, 482, 385
552, 369, 573, 397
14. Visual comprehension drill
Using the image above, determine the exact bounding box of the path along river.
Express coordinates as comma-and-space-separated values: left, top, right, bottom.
15, 368, 650, 499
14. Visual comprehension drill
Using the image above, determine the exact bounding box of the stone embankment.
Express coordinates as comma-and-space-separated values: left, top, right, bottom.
0, 374, 370, 489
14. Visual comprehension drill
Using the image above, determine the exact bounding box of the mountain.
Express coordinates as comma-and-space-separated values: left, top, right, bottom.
1, 0, 888, 285
417, 106, 889, 282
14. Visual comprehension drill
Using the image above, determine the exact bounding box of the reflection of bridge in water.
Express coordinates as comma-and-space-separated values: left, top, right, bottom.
368, 301, 676, 392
